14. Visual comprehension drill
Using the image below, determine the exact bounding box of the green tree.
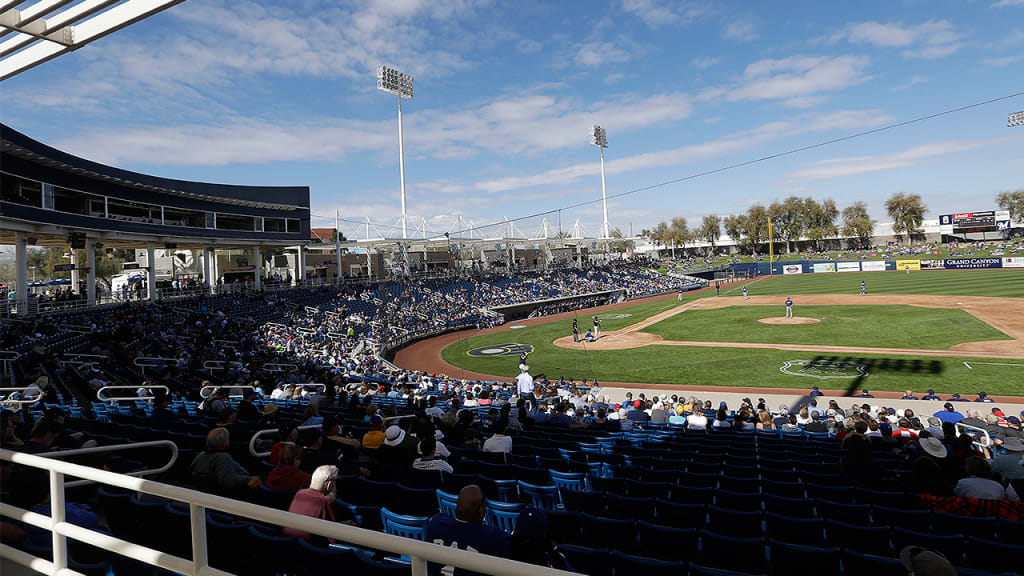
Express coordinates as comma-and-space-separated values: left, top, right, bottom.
667, 217, 691, 258
745, 204, 769, 256
768, 197, 805, 254
996, 190, 1024, 237
885, 192, 927, 243
698, 214, 721, 255
804, 198, 839, 249
723, 214, 746, 253
841, 201, 875, 248
607, 227, 632, 253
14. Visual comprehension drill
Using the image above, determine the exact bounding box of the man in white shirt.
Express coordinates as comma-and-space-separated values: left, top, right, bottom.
483, 422, 513, 453
687, 411, 708, 431
424, 396, 445, 419
516, 365, 534, 397
413, 437, 453, 473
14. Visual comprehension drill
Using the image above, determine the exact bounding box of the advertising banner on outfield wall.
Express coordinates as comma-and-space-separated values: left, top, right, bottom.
782, 264, 803, 274
1003, 257, 1024, 268
862, 261, 887, 272
812, 263, 836, 273
945, 258, 1002, 269
920, 260, 945, 270
836, 262, 861, 272
896, 260, 921, 271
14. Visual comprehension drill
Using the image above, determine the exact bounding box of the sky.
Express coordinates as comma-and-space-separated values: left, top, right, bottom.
2, 0, 1023, 240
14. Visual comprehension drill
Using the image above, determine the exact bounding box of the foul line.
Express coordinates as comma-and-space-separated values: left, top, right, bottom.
963, 361, 1024, 370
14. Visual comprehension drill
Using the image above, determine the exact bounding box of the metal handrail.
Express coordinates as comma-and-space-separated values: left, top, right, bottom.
249, 424, 320, 458
955, 421, 993, 449
199, 385, 259, 399
0, 350, 21, 361
59, 353, 107, 367
58, 324, 94, 333
0, 387, 44, 405
133, 357, 179, 367
97, 385, 170, 403
263, 363, 296, 372
201, 360, 243, 371
1, 448, 572, 576
33, 440, 179, 489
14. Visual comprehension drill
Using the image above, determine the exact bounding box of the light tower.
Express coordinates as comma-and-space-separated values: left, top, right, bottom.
1010, 110, 1024, 127
376, 65, 414, 238
590, 124, 609, 239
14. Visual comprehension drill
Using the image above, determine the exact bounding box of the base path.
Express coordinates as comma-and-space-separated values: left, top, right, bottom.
552, 294, 1024, 359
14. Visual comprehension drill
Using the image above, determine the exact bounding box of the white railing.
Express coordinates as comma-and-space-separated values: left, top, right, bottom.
199, 385, 258, 399
58, 353, 107, 368
202, 360, 244, 372
263, 363, 297, 372
0, 448, 571, 576
97, 385, 170, 403
58, 324, 94, 334
34, 440, 179, 489
0, 387, 44, 405
955, 421, 993, 449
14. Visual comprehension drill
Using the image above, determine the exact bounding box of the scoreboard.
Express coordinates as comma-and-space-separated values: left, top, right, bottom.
939, 210, 1011, 234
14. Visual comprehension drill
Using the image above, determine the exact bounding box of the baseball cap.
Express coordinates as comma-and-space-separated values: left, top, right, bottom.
927, 389, 935, 394
634, 400, 642, 408
720, 401, 728, 408
369, 415, 383, 427
861, 403, 871, 410
811, 386, 819, 390
899, 547, 956, 576
978, 391, 988, 397
944, 402, 954, 411
1007, 416, 1021, 425
952, 393, 961, 398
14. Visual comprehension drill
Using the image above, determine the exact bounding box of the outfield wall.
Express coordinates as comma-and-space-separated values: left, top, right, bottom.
730, 257, 1021, 276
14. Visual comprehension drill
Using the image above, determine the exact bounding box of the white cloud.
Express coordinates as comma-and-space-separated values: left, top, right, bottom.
620, 0, 712, 27
516, 38, 542, 53
782, 140, 989, 183
828, 20, 964, 59
993, 0, 1024, 6
891, 75, 930, 91
722, 14, 758, 42
572, 41, 637, 67
473, 109, 895, 193
982, 54, 1024, 66
53, 91, 697, 165
691, 56, 723, 70
728, 55, 870, 102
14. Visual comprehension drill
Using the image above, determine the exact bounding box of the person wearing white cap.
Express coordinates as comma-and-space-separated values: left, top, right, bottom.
516, 365, 534, 397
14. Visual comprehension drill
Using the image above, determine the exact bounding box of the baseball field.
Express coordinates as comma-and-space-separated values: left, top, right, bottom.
421, 269, 1024, 395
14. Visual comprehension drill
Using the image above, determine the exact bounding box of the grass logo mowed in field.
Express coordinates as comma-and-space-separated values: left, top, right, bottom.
467, 344, 534, 357
781, 359, 868, 379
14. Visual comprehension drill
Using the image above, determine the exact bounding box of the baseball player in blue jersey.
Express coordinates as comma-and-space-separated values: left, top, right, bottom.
785, 297, 793, 318
743, 286, 749, 300
860, 280, 866, 295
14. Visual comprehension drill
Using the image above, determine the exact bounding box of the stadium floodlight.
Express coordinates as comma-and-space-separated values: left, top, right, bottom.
1010, 110, 1024, 127
590, 125, 610, 239
376, 65, 414, 238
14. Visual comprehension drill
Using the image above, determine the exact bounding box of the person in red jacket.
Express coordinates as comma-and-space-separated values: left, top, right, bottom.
265, 443, 310, 491
283, 465, 338, 544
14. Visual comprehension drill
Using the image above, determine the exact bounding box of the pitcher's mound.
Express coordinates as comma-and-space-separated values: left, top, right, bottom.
758, 317, 821, 325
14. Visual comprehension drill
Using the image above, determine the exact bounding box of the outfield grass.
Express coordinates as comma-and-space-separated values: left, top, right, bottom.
439, 269, 1024, 395
642, 305, 1010, 349
442, 326, 1024, 394
739, 269, 1024, 298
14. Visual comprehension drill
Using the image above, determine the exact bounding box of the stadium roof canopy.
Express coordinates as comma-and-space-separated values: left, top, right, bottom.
0, 0, 183, 82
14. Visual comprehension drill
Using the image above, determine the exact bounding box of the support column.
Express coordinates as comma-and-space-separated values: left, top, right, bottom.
298, 245, 307, 285
253, 246, 262, 291
203, 247, 214, 294
147, 243, 157, 301
70, 250, 79, 295
15, 232, 27, 315
86, 241, 96, 306
335, 243, 342, 283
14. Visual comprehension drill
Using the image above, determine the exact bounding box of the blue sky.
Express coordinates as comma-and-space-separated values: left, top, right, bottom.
2, 0, 1023, 239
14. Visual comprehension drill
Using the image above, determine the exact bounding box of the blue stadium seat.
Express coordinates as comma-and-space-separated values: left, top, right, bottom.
393, 484, 438, 518
635, 520, 698, 561
764, 513, 826, 546
257, 485, 297, 511
380, 508, 429, 541
825, 519, 892, 555
841, 549, 906, 576
699, 530, 766, 574
579, 513, 637, 550
763, 494, 815, 518
815, 499, 872, 524
560, 489, 606, 515
557, 543, 612, 576
245, 525, 303, 576
707, 505, 762, 538
964, 537, 1024, 573
605, 495, 654, 522
767, 540, 839, 576
892, 527, 964, 565
611, 550, 686, 575
435, 489, 458, 517
516, 481, 559, 509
